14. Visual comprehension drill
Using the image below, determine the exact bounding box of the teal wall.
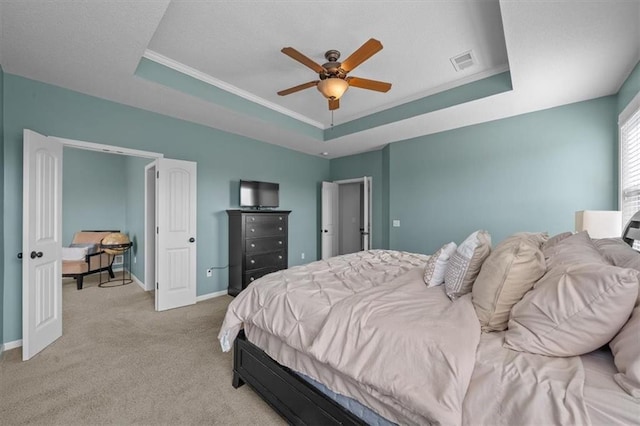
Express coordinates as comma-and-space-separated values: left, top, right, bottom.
618, 60, 640, 114
2, 74, 330, 343
388, 96, 618, 254
62, 148, 127, 245
124, 156, 152, 280
329, 150, 384, 249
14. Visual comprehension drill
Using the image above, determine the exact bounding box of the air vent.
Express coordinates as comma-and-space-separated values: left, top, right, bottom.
450, 50, 476, 72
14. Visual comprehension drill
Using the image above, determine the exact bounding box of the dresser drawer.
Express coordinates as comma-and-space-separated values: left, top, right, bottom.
245, 221, 287, 238
246, 236, 286, 253
245, 214, 287, 224
244, 266, 283, 286
246, 251, 286, 271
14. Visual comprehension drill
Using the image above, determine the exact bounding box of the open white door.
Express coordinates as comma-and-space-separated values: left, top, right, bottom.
22, 130, 63, 360
155, 158, 197, 311
321, 181, 339, 260
362, 176, 371, 250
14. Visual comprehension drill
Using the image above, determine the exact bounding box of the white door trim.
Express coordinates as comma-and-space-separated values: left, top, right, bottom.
53, 137, 164, 159
144, 162, 157, 292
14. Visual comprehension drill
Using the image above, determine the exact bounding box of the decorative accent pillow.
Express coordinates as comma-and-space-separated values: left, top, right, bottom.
472, 232, 547, 332
445, 230, 491, 300
504, 263, 639, 357
423, 242, 457, 287
543, 231, 606, 270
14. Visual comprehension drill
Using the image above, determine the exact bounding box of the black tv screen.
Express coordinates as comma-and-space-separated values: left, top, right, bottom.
240, 180, 279, 208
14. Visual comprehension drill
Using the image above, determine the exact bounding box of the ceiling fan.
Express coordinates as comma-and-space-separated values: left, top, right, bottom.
277, 38, 392, 111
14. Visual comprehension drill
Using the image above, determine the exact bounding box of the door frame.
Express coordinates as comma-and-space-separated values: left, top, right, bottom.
322, 176, 373, 259
55, 136, 163, 292
144, 162, 157, 292
22, 134, 163, 356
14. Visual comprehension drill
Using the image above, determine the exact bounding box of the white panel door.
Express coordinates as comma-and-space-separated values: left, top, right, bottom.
362, 176, 371, 251
156, 158, 197, 311
22, 129, 63, 360
321, 181, 339, 260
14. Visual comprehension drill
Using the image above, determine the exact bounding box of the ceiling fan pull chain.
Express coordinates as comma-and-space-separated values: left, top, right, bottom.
331, 110, 334, 127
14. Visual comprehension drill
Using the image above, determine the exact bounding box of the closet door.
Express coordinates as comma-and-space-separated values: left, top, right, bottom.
155, 158, 197, 311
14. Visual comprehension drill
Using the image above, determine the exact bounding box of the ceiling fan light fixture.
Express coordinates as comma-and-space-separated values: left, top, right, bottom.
317, 78, 349, 100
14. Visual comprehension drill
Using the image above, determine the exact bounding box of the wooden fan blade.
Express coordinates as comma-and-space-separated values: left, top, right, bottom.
340, 38, 383, 73
281, 47, 325, 73
277, 81, 319, 96
347, 77, 392, 92
329, 98, 340, 110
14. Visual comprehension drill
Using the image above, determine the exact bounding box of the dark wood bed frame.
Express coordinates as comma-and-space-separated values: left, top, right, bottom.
231, 212, 640, 425
232, 330, 367, 425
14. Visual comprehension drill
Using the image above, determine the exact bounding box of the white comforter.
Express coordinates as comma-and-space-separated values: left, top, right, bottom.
219, 250, 482, 425
219, 249, 592, 425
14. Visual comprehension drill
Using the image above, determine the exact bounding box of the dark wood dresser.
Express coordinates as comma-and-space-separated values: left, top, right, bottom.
226, 210, 291, 296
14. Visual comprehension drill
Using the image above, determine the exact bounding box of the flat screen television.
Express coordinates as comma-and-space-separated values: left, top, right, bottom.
240, 180, 279, 209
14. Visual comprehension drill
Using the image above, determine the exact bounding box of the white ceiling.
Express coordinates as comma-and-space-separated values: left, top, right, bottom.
0, 1, 638, 159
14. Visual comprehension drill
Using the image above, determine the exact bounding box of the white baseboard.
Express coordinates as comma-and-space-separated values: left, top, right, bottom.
1, 339, 23, 351
130, 272, 146, 291
196, 289, 228, 302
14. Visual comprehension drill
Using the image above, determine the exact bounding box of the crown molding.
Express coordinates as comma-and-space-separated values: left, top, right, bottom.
142, 49, 325, 129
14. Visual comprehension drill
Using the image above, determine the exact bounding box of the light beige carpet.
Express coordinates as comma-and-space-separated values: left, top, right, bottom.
0, 273, 284, 425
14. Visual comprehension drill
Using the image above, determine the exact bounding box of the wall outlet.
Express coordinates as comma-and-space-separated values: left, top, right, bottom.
393, 220, 401, 227
301, 253, 305, 260
206, 268, 213, 278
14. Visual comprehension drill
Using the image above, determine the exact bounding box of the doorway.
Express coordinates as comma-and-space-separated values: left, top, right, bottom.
321, 176, 372, 260
22, 130, 198, 360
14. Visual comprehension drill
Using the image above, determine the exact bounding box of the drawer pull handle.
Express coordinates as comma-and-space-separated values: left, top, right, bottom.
250, 260, 255, 264
278, 255, 282, 260
250, 228, 255, 232
279, 217, 283, 220
278, 241, 282, 245
250, 277, 255, 282
250, 243, 255, 248
278, 227, 283, 231
250, 217, 255, 221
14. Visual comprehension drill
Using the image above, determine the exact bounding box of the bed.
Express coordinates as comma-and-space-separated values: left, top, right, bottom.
219, 216, 640, 425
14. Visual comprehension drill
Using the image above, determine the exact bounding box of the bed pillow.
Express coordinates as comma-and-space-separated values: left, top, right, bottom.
423, 242, 457, 287
594, 237, 640, 270
541, 231, 572, 254
445, 230, 491, 300
472, 232, 547, 332
504, 263, 639, 356
543, 230, 607, 270
610, 296, 640, 397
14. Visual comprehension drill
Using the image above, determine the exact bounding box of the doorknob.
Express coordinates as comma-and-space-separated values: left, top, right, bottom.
37, 251, 43, 258
17, 252, 22, 259
30, 251, 43, 259
189, 237, 195, 243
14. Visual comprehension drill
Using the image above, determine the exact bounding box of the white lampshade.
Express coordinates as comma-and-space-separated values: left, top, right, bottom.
317, 78, 349, 100
575, 210, 622, 238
